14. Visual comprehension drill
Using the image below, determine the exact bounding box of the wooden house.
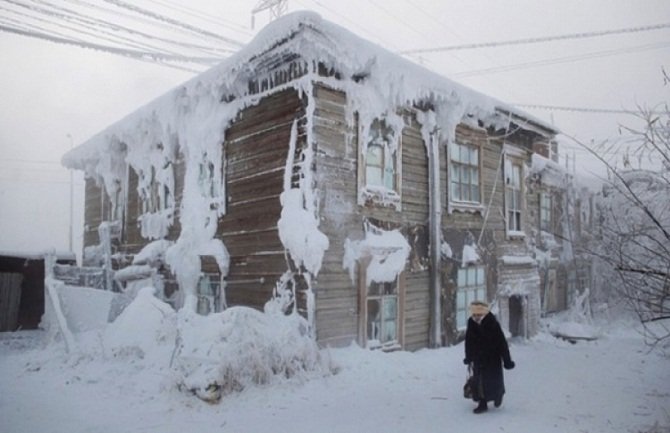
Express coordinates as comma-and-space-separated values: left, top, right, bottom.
63, 12, 562, 350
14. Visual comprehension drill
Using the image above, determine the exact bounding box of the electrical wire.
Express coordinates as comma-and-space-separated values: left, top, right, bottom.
452, 41, 670, 78
400, 22, 670, 55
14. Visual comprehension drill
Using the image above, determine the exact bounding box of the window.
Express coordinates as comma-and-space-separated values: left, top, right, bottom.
366, 279, 399, 349
196, 273, 222, 315
450, 141, 481, 203
359, 117, 402, 208
505, 160, 522, 233
141, 165, 172, 214
540, 192, 552, 231
456, 266, 486, 330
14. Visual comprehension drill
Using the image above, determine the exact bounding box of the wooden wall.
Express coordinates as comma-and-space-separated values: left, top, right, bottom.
219, 88, 306, 311
312, 84, 432, 350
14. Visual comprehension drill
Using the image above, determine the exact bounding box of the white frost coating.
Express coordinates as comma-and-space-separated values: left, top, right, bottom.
441, 240, 453, 259
530, 153, 568, 188
462, 244, 480, 265
343, 225, 410, 286
277, 119, 330, 276
104, 286, 177, 363
174, 306, 324, 401
132, 239, 174, 265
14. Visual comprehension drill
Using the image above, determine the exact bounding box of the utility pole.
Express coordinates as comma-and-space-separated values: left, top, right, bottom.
66, 133, 74, 254
251, 0, 288, 29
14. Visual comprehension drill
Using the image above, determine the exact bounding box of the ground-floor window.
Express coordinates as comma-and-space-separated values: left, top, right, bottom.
197, 273, 222, 315
366, 280, 399, 349
456, 266, 486, 330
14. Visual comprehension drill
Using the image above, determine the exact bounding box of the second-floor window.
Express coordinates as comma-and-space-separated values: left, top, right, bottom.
364, 119, 399, 192
505, 160, 523, 233
450, 141, 481, 204
540, 192, 552, 231
359, 116, 402, 209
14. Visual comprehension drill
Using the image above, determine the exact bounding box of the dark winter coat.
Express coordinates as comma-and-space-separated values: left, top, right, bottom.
464, 312, 514, 403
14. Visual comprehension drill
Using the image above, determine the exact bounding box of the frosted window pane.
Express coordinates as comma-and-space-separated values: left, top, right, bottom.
457, 269, 466, 286
366, 166, 383, 187
457, 310, 467, 329
477, 267, 484, 284
457, 291, 466, 308
367, 299, 381, 341
466, 268, 474, 285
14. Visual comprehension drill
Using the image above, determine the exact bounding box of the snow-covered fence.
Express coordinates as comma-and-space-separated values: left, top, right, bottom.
42, 278, 118, 353
53, 264, 107, 291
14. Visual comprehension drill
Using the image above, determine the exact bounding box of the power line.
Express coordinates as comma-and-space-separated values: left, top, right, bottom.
101, 0, 244, 48
0, 24, 216, 71
399, 22, 670, 55
511, 104, 650, 115
452, 41, 670, 78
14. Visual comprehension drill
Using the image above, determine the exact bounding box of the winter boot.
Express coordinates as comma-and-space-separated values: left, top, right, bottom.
494, 395, 503, 408
473, 401, 488, 414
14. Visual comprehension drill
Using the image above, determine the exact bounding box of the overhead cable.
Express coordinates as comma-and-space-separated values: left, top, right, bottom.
399, 22, 670, 55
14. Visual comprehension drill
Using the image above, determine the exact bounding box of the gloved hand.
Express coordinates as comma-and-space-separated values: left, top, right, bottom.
504, 360, 515, 370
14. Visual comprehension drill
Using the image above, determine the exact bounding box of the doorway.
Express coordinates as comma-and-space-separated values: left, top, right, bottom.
509, 295, 525, 337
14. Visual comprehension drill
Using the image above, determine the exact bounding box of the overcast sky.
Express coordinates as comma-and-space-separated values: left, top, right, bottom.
1, 0, 668, 257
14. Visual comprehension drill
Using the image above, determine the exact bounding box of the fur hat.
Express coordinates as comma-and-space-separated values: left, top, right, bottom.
469, 301, 490, 316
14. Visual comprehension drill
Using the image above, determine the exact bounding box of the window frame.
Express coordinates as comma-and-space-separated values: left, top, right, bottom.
504, 148, 526, 237
449, 140, 482, 205
540, 191, 552, 232
357, 117, 403, 209
365, 279, 400, 349
359, 265, 406, 351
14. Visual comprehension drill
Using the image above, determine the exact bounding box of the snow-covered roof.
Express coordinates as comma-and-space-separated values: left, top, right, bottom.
62, 11, 556, 170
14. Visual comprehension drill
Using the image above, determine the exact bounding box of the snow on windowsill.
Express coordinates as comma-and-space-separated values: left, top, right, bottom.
506, 230, 526, 240
500, 255, 536, 266
448, 200, 484, 215
358, 186, 401, 211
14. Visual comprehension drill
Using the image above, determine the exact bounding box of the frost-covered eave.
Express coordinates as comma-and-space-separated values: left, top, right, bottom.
63, 11, 557, 170
494, 107, 559, 138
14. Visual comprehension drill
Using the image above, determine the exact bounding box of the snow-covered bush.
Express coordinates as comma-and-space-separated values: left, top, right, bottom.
172, 306, 327, 402
104, 286, 177, 362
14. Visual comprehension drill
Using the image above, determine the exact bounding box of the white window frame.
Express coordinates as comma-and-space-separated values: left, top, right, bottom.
449, 140, 482, 206
358, 117, 402, 209
456, 265, 487, 330
365, 278, 400, 349
504, 147, 526, 237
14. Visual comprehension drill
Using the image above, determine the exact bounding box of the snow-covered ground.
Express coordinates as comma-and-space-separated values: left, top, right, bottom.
1, 309, 669, 433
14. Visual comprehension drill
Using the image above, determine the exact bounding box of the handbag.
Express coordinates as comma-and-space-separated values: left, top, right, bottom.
463, 364, 479, 400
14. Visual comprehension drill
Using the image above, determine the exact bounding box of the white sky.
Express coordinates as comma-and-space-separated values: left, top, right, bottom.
0, 0, 668, 256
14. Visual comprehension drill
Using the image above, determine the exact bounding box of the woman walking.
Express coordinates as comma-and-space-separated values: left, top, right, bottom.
463, 301, 515, 414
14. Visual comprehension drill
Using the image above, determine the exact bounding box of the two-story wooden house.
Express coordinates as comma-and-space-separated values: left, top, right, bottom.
63, 12, 560, 350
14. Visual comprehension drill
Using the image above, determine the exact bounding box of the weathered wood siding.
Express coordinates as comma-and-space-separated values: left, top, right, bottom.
312, 84, 431, 350
312, 85, 359, 347
219, 88, 306, 311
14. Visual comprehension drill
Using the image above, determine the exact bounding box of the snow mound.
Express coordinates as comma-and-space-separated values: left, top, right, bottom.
173, 306, 327, 402
104, 287, 177, 362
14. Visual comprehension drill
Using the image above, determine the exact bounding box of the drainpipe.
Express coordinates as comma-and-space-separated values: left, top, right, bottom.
428, 128, 442, 348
